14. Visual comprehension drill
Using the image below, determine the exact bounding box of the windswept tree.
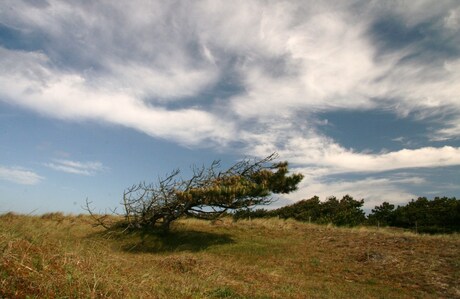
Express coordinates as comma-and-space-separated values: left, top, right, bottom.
111, 153, 303, 232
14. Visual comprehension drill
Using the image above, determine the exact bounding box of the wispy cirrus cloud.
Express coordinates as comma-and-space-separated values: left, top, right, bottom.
1, 0, 459, 146
45, 159, 106, 176
0, 165, 43, 185
1, 0, 459, 202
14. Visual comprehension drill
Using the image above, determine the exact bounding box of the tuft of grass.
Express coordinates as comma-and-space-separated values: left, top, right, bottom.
209, 286, 241, 298
1, 214, 459, 298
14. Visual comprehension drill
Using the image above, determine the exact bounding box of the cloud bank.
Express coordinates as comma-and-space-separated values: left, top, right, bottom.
1, 0, 459, 203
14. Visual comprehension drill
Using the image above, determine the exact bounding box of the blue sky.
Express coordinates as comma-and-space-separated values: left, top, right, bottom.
1, 0, 459, 214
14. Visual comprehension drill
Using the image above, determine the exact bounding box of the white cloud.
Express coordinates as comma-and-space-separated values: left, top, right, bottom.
0, 166, 43, 185
0, 47, 234, 147
45, 159, 105, 176
322, 146, 460, 173
445, 7, 460, 29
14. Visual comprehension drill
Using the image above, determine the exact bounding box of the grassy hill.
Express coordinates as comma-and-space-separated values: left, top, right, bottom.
1, 213, 459, 298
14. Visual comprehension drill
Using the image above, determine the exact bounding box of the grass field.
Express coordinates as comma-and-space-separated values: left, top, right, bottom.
1, 213, 459, 298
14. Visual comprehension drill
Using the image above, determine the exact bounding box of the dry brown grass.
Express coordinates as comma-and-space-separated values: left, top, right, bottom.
1, 214, 459, 298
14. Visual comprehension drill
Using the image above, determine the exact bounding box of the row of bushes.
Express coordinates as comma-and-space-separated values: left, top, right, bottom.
368, 196, 459, 233
233, 196, 460, 233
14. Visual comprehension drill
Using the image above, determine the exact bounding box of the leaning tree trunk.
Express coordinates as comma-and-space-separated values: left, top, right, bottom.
161, 216, 173, 233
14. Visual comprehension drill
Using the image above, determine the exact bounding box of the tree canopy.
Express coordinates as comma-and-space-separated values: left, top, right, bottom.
235, 195, 366, 227
234, 195, 460, 234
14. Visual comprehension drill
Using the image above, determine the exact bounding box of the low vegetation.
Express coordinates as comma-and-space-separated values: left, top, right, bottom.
1, 212, 459, 298
234, 195, 460, 234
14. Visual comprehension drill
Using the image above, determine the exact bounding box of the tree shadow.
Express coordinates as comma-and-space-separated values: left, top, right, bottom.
123, 230, 234, 253
89, 226, 234, 253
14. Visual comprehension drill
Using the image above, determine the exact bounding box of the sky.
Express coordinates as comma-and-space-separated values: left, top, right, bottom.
1, 0, 460, 214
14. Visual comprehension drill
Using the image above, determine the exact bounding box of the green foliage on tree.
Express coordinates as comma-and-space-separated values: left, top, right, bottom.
390, 197, 460, 233
368, 202, 395, 226
276, 196, 323, 221
328, 195, 366, 226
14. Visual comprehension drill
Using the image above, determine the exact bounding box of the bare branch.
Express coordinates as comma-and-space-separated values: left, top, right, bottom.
83, 198, 112, 230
